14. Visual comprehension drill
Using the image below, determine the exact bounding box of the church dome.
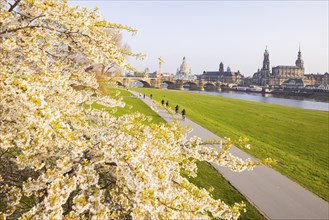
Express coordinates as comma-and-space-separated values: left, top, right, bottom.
178, 57, 190, 75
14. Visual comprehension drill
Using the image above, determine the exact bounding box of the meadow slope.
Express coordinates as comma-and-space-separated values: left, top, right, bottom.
133, 88, 329, 201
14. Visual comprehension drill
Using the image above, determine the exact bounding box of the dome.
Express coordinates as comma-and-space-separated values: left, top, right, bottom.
178, 57, 190, 75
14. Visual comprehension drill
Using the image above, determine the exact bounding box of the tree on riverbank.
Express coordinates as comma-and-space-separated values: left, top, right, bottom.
0, 1, 265, 219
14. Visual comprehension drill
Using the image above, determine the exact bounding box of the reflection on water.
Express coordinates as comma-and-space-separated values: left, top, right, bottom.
193, 90, 328, 112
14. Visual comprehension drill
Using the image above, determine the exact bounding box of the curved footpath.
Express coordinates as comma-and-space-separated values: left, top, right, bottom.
130, 90, 329, 220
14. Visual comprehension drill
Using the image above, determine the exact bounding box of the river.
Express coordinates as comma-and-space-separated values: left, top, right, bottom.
188, 90, 329, 112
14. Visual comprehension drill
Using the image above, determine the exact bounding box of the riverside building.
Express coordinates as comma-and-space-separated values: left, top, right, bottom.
252, 47, 304, 87
269, 47, 305, 86
251, 46, 328, 89
198, 62, 244, 85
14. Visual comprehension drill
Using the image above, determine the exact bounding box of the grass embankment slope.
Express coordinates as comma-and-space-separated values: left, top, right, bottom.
133, 88, 329, 201
96, 88, 264, 220
92, 88, 165, 124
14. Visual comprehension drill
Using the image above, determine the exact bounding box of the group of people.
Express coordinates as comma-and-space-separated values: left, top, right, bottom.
145, 93, 186, 120
175, 105, 186, 120
161, 99, 169, 107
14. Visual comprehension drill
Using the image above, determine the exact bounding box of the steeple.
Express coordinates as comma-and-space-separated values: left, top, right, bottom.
295, 45, 304, 68
262, 46, 270, 71
219, 62, 224, 72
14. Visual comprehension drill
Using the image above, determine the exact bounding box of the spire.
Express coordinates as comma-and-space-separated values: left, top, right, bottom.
298, 46, 302, 59
219, 62, 224, 72
264, 45, 269, 55
262, 46, 270, 70
295, 45, 304, 68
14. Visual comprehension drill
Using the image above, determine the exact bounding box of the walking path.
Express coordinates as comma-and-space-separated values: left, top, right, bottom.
130, 90, 329, 220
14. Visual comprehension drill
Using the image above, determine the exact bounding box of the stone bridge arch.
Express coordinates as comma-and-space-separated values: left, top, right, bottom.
162, 80, 176, 90
129, 79, 151, 88
183, 81, 198, 90
115, 81, 124, 86
203, 82, 216, 91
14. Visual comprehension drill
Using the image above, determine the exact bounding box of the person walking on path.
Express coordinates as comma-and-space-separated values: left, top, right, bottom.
143, 94, 145, 99
161, 99, 165, 106
175, 105, 179, 114
150, 94, 153, 99
166, 101, 169, 107
181, 109, 186, 120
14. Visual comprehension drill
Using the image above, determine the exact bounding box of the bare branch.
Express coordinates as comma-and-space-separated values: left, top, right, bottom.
45, 50, 61, 58
104, 64, 115, 74
29, 14, 45, 24
0, 25, 45, 36
8, 0, 22, 12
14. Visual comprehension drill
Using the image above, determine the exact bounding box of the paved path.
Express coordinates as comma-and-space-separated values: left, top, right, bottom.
130, 90, 329, 220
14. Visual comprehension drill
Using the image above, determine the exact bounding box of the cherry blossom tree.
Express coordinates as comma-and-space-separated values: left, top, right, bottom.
0, 0, 269, 219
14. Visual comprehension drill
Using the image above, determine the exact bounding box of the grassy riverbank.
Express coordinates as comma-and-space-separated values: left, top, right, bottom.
95, 88, 264, 219
132, 88, 329, 201
92, 88, 165, 124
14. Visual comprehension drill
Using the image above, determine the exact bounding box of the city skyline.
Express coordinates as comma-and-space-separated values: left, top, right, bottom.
69, 1, 329, 77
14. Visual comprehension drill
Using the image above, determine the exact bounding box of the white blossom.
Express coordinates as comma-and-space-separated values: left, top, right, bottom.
0, 0, 266, 219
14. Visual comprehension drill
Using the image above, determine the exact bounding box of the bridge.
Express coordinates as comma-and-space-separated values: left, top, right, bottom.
112, 76, 234, 91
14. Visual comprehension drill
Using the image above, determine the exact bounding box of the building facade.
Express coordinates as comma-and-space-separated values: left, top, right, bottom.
269, 48, 304, 86
304, 73, 329, 86
251, 47, 329, 89
252, 47, 306, 87
198, 62, 244, 85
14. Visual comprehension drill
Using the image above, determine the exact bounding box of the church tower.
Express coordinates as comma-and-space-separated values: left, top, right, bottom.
295, 46, 304, 69
262, 46, 270, 71
219, 62, 224, 72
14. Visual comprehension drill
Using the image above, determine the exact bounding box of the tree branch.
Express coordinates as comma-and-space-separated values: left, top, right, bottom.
8, 0, 22, 12
0, 25, 45, 36
45, 50, 62, 58
29, 14, 45, 24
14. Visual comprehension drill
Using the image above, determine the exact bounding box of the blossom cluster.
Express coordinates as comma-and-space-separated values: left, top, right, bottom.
0, 1, 262, 219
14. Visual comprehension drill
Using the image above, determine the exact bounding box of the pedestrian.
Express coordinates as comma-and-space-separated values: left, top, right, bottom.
150, 94, 153, 99
175, 105, 179, 114
161, 99, 165, 105
181, 109, 186, 120
166, 101, 169, 107
143, 94, 145, 99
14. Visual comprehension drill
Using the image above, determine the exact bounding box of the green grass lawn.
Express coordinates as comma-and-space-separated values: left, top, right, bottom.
186, 161, 265, 220
132, 88, 329, 201
100, 88, 264, 219
92, 88, 165, 124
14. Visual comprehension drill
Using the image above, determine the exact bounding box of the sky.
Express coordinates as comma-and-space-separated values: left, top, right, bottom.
69, 1, 328, 77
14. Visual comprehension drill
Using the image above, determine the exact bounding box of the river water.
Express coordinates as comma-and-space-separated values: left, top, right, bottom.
189, 90, 328, 112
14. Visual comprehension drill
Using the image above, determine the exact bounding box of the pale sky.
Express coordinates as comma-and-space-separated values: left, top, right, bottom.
69, 1, 328, 77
